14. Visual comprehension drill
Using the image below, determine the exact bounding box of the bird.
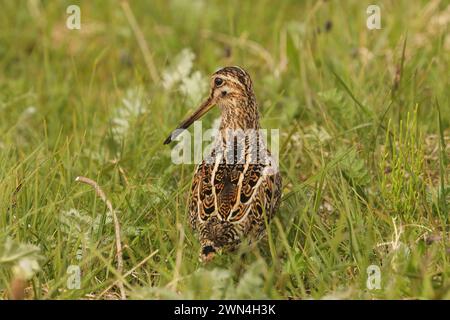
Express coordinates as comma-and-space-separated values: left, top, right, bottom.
164, 66, 282, 262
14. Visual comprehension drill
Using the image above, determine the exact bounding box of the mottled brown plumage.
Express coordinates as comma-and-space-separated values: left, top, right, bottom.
164, 66, 282, 261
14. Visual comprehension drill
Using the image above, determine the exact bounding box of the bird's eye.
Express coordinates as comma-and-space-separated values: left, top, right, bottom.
214, 78, 224, 87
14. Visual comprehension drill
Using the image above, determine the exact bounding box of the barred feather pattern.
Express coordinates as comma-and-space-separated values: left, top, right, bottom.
189, 134, 282, 256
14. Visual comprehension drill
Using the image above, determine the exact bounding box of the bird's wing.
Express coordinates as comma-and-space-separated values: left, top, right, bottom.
189, 157, 281, 233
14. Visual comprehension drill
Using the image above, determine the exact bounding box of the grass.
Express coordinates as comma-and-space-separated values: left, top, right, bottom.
0, 0, 449, 299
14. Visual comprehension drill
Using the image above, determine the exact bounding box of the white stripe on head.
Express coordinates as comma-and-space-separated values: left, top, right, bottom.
232, 66, 246, 75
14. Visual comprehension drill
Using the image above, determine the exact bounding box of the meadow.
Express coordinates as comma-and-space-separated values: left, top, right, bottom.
0, 0, 448, 299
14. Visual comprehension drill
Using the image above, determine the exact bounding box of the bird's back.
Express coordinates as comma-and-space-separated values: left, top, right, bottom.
189, 139, 282, 260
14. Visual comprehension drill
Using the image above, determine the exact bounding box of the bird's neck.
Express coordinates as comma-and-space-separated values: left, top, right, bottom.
214, 97, 264, 163
218, 95, 260, 133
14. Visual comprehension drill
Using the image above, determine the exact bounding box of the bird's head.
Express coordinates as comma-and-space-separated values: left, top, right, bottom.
163, 66, 257, 145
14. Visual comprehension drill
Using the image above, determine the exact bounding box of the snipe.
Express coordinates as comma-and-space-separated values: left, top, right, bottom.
164, 66, 282, 262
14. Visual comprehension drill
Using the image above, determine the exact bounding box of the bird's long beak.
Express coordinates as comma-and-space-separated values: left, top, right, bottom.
163, 95, 216, 145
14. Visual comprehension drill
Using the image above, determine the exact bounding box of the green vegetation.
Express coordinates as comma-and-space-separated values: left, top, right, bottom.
0, 0, 448, 299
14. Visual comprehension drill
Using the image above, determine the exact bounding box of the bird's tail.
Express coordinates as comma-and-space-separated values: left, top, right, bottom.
199, 241, 217, 262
